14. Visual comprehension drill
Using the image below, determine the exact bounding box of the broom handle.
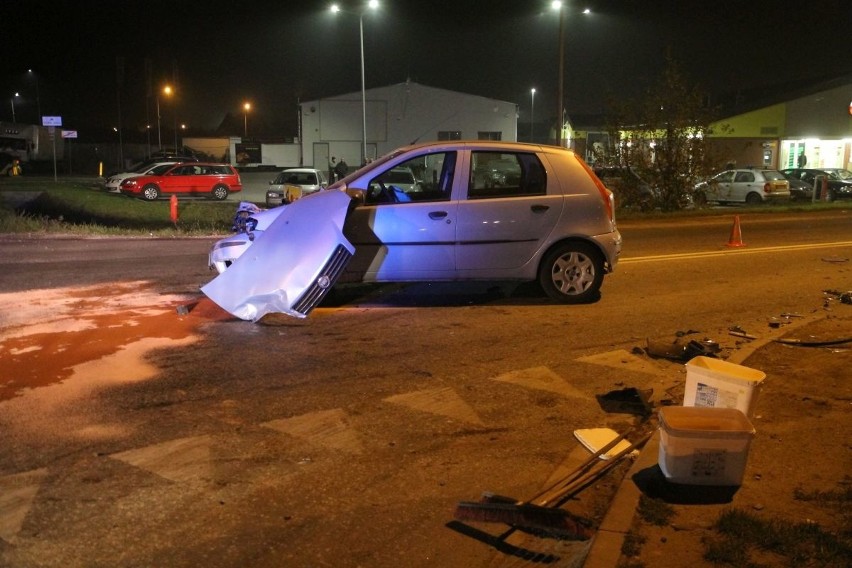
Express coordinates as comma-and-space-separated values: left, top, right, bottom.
526, 421, 643, 504
536, 430, 654, 507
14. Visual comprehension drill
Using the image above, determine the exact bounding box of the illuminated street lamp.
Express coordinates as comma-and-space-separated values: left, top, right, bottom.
530, 88, 536, 142
243, 102, 251, 138
552, 1, 590, 147
330, 0, 379, 164
10, 92, 19, 123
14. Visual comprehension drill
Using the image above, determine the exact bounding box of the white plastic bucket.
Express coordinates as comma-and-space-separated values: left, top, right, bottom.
658, 406, 756, 486
684, 356, 766, 417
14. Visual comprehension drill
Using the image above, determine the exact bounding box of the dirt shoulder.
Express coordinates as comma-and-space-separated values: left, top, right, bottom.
619, 311, 852, 568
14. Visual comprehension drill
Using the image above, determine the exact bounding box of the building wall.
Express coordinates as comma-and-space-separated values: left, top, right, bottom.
300, 81, 518, 168
709, 103, 786, 139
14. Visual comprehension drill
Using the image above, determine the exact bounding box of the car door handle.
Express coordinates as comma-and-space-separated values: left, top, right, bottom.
428, 211, 448, 219
531, 205, 549, 213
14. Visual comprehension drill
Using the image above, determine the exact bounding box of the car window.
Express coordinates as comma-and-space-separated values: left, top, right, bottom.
734, 171, 754, 183
366, 152, 455, 204
714, 171, 735, 183
468, 152, 545, 199
150, 164, 174, 175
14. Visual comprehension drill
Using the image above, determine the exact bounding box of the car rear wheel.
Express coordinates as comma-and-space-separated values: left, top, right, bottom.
745, 192, 762, 205
539, 242, 604, 304
142, 184, 160, 201
212, 185, 229, 200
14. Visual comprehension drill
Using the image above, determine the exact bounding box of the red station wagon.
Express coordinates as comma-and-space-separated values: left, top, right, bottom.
120, 162, 242, 201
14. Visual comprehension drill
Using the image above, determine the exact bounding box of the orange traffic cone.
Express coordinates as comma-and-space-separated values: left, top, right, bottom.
725, 215, 746, 248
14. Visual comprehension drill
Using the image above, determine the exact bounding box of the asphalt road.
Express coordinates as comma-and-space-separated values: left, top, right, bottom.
0, 210, 850, 567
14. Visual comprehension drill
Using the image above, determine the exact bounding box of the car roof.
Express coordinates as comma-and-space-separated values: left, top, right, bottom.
390, 140, 573, 155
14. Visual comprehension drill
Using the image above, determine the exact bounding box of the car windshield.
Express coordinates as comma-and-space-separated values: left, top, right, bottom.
275, 171, 317, 185
762, 170, 785, 181
826, 169, 852, 181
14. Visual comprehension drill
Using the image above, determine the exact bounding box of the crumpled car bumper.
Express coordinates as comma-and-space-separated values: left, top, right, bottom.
202, 190, 354, 321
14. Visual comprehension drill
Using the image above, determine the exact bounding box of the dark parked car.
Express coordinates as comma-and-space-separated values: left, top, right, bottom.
779, 171, 814, 201
780, 168, 852, 201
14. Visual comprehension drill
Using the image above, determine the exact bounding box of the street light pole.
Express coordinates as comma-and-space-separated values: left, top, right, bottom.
555, 1, 565, 147
243, 102, 251, 138
156, 97, 162, 151
530, 88, 536, 142
552, 2, 590, 148
331, 0, 378, 165
10, 93, 19, 123
28, 69, 41, 123
359, 13, 367, 164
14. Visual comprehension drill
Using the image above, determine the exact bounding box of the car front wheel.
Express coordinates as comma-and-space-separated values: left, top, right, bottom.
212, 185, 230, 200
142, 184, 160, 201
539, 242, 604, 304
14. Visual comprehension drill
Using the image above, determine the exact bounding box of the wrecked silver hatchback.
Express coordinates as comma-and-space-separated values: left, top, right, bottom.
203, 141, 622, 321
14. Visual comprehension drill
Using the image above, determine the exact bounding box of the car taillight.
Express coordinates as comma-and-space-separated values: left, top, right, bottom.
575, 155, 615, 222
764, 182, 772, 193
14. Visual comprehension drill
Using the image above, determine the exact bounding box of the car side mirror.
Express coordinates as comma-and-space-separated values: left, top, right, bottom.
345, 188, 366, 205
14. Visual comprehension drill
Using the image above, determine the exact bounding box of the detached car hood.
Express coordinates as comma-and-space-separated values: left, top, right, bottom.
202, 190, 355, 321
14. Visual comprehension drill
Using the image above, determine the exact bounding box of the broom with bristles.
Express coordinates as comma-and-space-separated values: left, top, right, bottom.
453, 424, 653, 538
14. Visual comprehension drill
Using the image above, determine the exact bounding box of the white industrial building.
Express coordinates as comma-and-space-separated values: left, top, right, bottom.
298, 81, 518, 171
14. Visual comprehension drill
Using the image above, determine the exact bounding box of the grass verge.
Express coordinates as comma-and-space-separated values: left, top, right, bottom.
0, 178, 236, 235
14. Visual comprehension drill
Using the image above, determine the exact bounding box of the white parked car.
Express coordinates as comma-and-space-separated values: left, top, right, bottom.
694, 168, 790, 205
103, 161, 179, 193
266, 168, 328, 207
204, 141, 622, 321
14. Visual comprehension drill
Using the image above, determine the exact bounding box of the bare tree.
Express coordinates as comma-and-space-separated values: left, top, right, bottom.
603, 54, 725, 211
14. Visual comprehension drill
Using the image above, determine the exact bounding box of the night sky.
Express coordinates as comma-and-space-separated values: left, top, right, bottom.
4, 0, 850, 139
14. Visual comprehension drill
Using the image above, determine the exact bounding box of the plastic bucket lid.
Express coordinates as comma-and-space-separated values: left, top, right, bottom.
685, 356, 766, 387
659, 406, 755, 439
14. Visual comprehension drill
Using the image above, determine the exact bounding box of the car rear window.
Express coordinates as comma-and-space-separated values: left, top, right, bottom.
762, 170, 785, 181
469, 152, 546, 198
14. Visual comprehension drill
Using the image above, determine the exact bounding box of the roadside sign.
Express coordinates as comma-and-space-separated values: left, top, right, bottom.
62, 130, 78, 139
42, 116, 62, 126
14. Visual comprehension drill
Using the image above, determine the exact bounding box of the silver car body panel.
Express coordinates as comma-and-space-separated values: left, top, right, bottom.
202, 190, 354, 321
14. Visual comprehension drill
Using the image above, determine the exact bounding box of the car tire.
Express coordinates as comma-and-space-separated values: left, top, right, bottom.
212, 185, 229, 200
745, 192, 762, 205
693, 191, 707, 207
538, 241, 604, 304
142, 184, 160, 201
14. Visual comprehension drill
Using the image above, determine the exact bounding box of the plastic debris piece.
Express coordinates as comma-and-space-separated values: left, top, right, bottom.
574, 428, 640, 460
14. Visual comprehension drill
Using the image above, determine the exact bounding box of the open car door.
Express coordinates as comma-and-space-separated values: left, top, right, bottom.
201, 190, 355, 321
